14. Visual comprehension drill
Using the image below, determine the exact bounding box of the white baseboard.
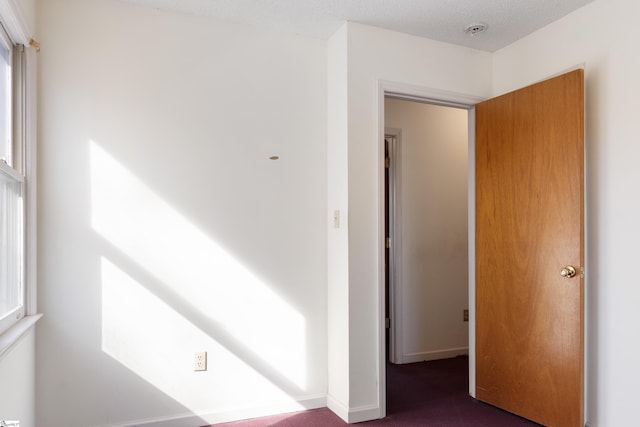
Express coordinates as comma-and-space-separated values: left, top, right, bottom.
326, 394, 349, 422
100, 395, 327, 427
327, 394, 382, 424
402, 347, 469, 364
99, 411, 206, 427
346, 404, 382, 423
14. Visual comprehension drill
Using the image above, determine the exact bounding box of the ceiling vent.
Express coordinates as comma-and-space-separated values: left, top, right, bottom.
464, 23, 488, 36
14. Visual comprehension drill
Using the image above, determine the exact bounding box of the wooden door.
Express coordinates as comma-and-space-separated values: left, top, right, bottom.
475, 69, 584, 427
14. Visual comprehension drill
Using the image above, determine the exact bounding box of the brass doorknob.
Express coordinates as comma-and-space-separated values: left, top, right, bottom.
560, 265, 577, 278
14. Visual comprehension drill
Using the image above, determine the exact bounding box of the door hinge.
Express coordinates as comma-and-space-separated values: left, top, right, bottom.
386, 237, 391, 249
385, 317, 390, 329
385, 157, 390, 169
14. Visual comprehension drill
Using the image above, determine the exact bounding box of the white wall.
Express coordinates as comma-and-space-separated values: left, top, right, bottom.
385, 99, 468, 363
36, 0, 327, 425
0, 330, 36, 427
492, 1, 640, 425
326, 22, 491, 421
326, 23, 350, 416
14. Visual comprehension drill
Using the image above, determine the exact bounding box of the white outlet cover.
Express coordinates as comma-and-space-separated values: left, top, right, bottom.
194, 351, 207, 371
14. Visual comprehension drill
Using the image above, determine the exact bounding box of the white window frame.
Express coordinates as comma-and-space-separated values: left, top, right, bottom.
0, 1, 40, 359
0, 21, 25, 338
0, 23, 12, 166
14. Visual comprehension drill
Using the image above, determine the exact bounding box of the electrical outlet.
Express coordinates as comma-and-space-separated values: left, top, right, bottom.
463, 309, 469, 322
194, 351, 207, 371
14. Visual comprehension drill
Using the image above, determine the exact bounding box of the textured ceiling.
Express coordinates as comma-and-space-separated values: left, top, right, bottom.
119, 0, 596, 52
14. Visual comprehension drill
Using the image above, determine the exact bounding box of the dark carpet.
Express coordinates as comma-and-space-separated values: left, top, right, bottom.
210, 356, 541, 426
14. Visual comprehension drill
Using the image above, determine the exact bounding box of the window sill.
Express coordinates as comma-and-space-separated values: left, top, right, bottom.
0, 314, 42, 361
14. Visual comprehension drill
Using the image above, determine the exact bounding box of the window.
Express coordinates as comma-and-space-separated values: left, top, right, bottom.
0, 22, 26, 336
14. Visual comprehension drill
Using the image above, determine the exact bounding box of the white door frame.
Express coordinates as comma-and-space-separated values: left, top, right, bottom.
384, 128, 402, 365
376, 80, 485, 417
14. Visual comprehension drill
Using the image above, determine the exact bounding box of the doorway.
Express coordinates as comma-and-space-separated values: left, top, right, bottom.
377, 82, 482, 418
383, 96, 470, 372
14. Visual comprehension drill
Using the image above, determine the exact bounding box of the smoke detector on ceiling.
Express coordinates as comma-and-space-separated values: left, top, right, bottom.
464, 23, 488, 36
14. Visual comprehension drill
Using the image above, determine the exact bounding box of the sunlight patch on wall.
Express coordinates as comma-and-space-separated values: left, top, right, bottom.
101, 257, 303, 413
90, 140, 307, 400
